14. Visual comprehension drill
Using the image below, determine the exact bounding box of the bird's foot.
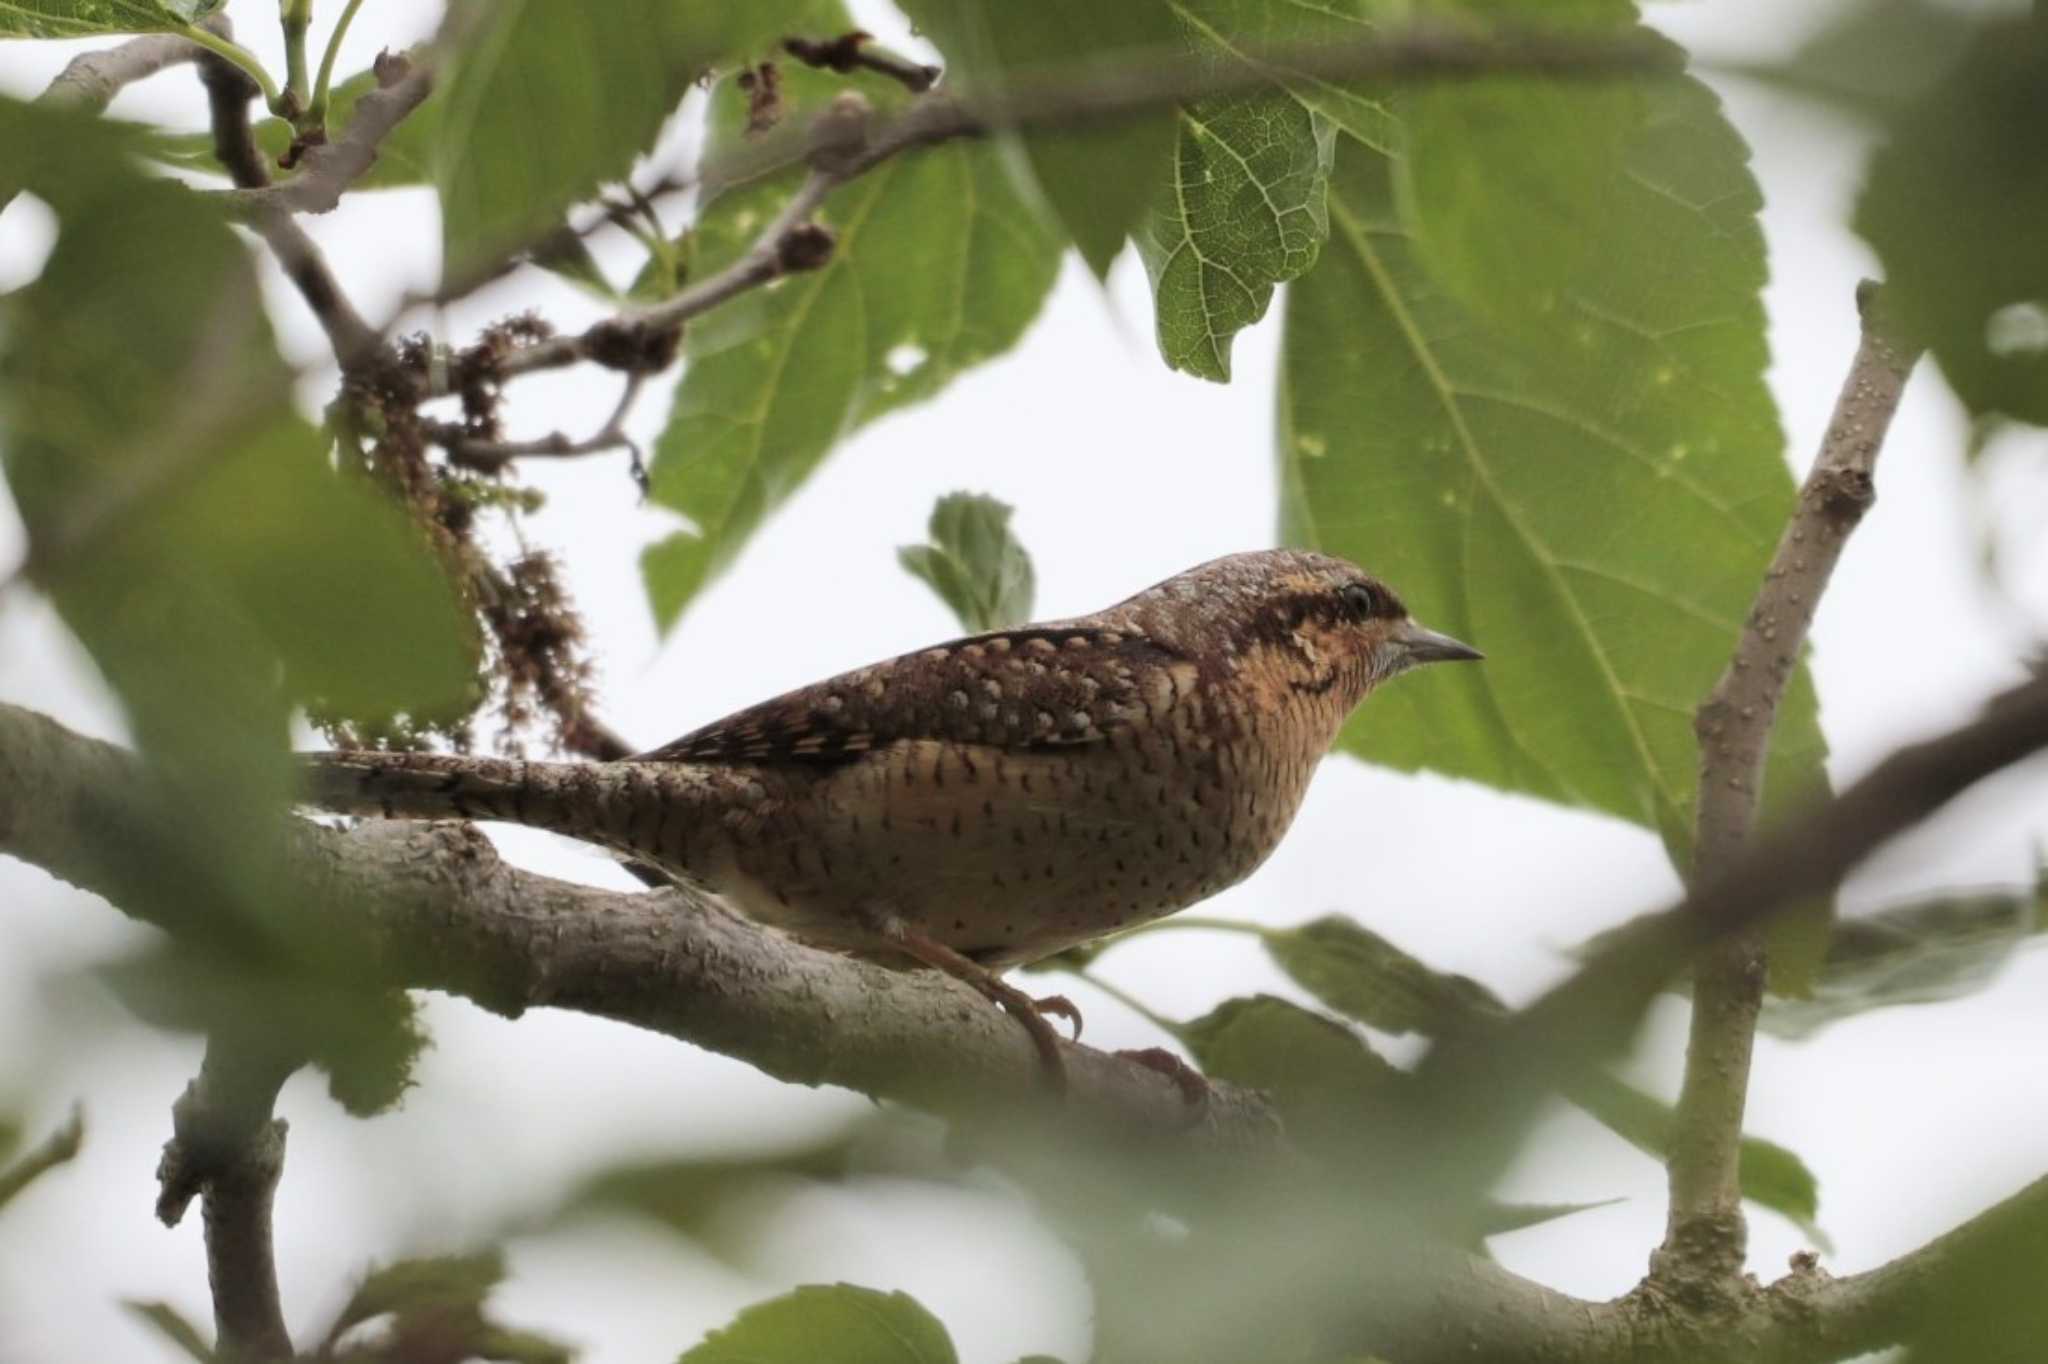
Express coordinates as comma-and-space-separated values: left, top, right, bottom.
1030, 993, 1084, 1041
1116, 1046, 1210, 1108
885, 922, 1068, 1093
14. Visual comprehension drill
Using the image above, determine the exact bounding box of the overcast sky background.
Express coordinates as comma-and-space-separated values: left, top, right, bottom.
3, 2, 2047, 1361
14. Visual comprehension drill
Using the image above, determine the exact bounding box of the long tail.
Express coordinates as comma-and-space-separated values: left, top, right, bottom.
298, 751, 698, 859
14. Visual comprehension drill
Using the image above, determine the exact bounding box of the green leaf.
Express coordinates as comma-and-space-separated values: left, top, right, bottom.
1743, 0, 1979, 117
1759, 887, 2047, 1042
1136, 92, 1333, 381
1262, 914, 1502, 1036
1165, 0, 1392, 150
1565, 1069, 1824, 1243
641, 55, 1061, 631
433, 0, 811, 287
678, 1284, 957, 1364
897, 492, 1037, 633
1261, 913, 1823, 1230
0, 0, 219, 38
1854, 16, 2048, 425
330, 1251, 506, 1341
894, 0, 1182, 276
1180, 994, 1403, 1139
122, 1301, 215, 1363
146, 65, 442, 190
1278, 54, 1829, 937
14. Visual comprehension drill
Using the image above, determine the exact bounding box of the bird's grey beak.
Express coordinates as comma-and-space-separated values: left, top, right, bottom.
1394, 618, 1484, 666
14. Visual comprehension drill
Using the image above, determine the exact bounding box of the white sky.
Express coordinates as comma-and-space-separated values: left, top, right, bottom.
3, 2, 2047, 1361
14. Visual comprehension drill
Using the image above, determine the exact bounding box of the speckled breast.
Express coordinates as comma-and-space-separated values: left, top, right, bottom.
702, 702, 1325, 968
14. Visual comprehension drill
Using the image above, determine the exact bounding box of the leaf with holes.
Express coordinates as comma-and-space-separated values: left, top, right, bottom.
1279, 55, 1829, 981
640, 53, 1061, 630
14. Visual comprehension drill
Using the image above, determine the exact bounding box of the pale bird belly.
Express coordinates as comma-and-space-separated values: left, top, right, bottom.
714, 738, 1305, 968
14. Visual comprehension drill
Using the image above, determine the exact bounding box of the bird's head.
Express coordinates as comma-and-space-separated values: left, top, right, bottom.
1106, 549, 1482, 714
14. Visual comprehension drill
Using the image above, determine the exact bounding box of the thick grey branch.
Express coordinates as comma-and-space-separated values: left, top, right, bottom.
1661, 282, 1923, 1286
0, 703, 1277, 1151
37, 29, 209, 112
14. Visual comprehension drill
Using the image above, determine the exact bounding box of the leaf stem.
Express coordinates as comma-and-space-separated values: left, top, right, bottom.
307, 0, 365, 128
280, 0, 312, 112
1073, 970, 1183, 1037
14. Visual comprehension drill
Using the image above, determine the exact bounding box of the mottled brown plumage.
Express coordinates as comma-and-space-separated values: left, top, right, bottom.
300, 549, 1481, 1079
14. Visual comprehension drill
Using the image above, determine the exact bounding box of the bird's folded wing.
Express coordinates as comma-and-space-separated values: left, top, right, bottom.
637, 627, 1195, 766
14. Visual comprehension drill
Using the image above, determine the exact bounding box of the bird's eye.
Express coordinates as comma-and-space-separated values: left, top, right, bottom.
1340, 582, 1381, 618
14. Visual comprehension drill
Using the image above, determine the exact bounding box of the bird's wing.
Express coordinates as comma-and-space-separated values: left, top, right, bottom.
636, 626, 1195, 766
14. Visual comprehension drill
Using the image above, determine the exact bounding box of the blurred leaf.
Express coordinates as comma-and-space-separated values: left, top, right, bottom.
1739, 0, 1979, 116
1181, 994, 1403, 1143
95, 944, 426, 1116
1854, 16, 2048, 425
679, 1284, 956, 1364
1474, 1197, 1622, 1238
0, 97, 474, 919
434, 0, 812, 286
123, 1300, 215, 1362
330, 1250, 505, 1341
1565, 1068, 1823, 1242
0, 1106, 83, 1211
897, 0, 1180, 276
1760, 887, 2047, 1041
1259, 913, 1823, 1228
1263, 914, 1502, 1036
1279, 41, 1831, 984
0, 0, 220, 38
146, 65, 442, 189
563, 1131, 865, 1247
897, 492, 1037, 633
640, 50, 1061, 630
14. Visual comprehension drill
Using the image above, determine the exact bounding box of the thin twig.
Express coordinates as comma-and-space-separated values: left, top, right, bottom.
197, 47, 382, 372
1657, 282, 1923, 1288
784, 31, 941, 94
438, 374, 646, 473
155, 1037, 298, 1362
398, 23, 1672, 389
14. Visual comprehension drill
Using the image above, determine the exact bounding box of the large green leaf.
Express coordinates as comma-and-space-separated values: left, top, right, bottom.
1854, 15, 2048, 426
679, 1284, 957, 1364
1278, 49, 1826, 876
894, 0, 1181, 277
0, 0, 218, 38
640, 57, 1062, 630
432, 0, 813, 286
0, 96, 472, 913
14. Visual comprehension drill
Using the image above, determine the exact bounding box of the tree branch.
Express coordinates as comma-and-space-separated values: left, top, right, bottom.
0, 703, 1278, 1152
0, 1106, 84, 1211
197, 46, 381, 372
217, 50, 434, 217
414, 24, 1675, 392
36, 28, 211, 113
156, 1038, 297, 1362
1659, 282, 1923, 1288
